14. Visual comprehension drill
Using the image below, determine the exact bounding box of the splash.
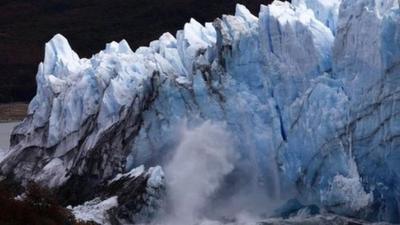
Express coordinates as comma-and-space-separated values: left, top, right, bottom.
157, 121, 236, 225
151, 120, 285, 225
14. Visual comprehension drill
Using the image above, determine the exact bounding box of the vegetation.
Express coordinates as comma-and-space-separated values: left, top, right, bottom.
0, 181, 96, 225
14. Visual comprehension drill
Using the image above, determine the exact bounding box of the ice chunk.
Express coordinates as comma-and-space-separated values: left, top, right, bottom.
109, 165, 145, 184
235, 4, 258, 28
47, 75, 67, 94
322, 175, 373, 213
70, 196, 118, 225
146, 166, 165, 188
44, 34, 81, 77
293, 0, 341, 33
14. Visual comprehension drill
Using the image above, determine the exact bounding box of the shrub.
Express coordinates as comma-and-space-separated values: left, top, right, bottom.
0, 181, 95, 225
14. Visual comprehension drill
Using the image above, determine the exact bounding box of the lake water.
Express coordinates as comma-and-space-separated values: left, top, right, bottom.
0, 122, 19, 150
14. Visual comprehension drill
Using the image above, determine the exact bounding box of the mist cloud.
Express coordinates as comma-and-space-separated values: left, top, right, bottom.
159, 121, 235, 225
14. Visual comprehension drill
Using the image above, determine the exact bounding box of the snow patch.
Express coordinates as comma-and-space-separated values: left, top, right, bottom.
109, 165, 145, 184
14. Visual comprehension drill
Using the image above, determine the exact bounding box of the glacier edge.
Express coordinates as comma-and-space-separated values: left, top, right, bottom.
1, 0, 400, 223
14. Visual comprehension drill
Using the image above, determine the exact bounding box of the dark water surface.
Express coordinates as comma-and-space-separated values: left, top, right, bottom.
0, 122, 18, 150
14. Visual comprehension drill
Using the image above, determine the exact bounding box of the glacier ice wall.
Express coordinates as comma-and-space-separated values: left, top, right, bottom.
1, 0, 400, 223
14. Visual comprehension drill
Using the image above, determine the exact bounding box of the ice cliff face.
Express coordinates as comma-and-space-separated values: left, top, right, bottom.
1, 0, 400, 223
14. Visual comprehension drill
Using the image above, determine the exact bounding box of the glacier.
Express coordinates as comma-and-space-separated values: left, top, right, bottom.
1, 0, 400, 224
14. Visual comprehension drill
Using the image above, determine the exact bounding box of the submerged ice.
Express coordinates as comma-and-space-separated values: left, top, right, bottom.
1, 0, 400, 224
